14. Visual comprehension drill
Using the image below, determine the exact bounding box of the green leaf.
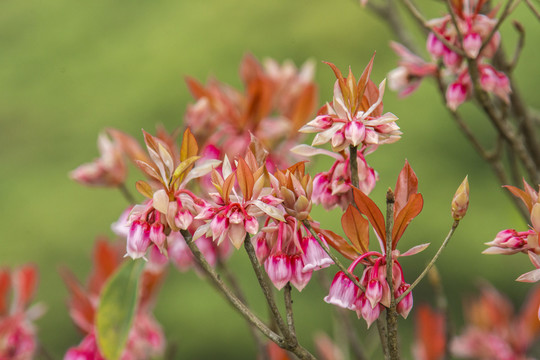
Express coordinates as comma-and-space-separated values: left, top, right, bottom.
96, 259, 145, 360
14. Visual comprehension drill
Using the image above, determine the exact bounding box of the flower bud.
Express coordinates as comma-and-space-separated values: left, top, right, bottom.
452, 176, 469, 220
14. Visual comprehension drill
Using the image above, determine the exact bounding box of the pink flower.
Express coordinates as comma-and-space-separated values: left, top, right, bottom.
324, 271, 359, 310
265, 254, 293, 290
299, 58, 401, 152
446, 73, 471, 111
301, 236, 334, 272
70, 132, 127, 187
388, 42, 438, 97
479, 64, 511, 104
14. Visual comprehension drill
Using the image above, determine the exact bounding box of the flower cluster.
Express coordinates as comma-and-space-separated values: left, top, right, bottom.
388, 0, 511, 110
0, 265, 43, 360
62, 238, 166, 360
324, 162, 427, 327
295, 58, 399, 210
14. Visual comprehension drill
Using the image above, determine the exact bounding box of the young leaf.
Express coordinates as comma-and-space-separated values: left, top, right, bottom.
394, 160, 418, 215
171, 156, 200, 186
236, 157, 254, 200
222, 173, 236, 203
341, 205, 369, 254
504, 185, 532, 212
180, 128, 198, 163
96, 260, 145, 360
135, 181, 153, 199
392, 193, 424, 248
356, 53, 375, 104
352, 188, 386, 246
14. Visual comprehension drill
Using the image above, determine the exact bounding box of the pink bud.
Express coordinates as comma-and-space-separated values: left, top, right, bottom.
324, 271, 359, 310
463, 33, 482, 58
290, 255, 312, 292
427, 32, 445, 58
264, 254, 292, 290
344, 121, 366, 147
365, 279, 384, 308
301, 236, 334, 272
253, 234, 270, 263
446, 82, 469, 111
210, 214, 227, 240
175, 209, 193, 230
355, 293, 381, 328
244, 216, 259, 235
228, 209, 245, 224
443, 49, 462, 69
396, 284, 413, 319
168, 231, 193, 271
149, 223, 166, 250
126, 221, 151, 259
331, 129, 346, 150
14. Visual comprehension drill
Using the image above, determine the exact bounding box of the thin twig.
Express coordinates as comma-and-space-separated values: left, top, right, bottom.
284, 283, 297, 338
118, 183, 136, 204
179, 230, 282, 344
508, 21, 526, 71
217, 259, 270, 360
479, 0, 517, 54
244, 236, 291, 341
396, 221, 460, 303
399, 0, 465, 56
384, 190, 399, 360
524, 0, 540, 21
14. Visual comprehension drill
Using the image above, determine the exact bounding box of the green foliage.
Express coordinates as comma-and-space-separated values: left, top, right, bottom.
96, 259, 145, 360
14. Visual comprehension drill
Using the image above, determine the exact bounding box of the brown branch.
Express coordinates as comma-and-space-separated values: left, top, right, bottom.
524, 0, 540, 21
479, 0, 517, 55
284, 283, 297, 338
384, 190, 400, 360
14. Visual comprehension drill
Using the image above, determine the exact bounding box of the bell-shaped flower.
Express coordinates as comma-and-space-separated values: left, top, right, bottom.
324, 271, 359, 310
301, 236, 334, 272
264, 253, 292, 291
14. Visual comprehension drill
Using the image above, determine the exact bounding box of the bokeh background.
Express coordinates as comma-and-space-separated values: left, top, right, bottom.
2, 0, 540, 358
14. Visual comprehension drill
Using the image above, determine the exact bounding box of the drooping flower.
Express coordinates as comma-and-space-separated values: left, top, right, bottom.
323, 161, 428, 327
388, 41, 438, 97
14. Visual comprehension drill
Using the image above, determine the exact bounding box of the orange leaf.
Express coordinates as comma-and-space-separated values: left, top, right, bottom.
356, 53, 375, 104
290, 84, 317, 132
323, 62, 347, 96
315, 227, 359, 261
236, 158, 254, 200
392, 193, 423, 248
394, 160, 418, 215
135, 181, 153, 199
180, 128, 198, 163
341, 205, 369, 254
222, 173, 236, 203
185, 76, 208, 100
353, 187, 386, 247
107, 128, 151, 165
134, 160, 162, 184
504, 185, 533, 212
14, 265, 37, 309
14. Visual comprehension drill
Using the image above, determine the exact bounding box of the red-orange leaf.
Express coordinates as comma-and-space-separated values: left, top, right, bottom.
0, 270, 10, 316
323, 62, 347, 96
315, 227, 359, 261
504, 185, 532, 212
353, 187, 386, 246
394, 160, 418, 215
107, 128, 151, 165
236, 158, 254, 200
341, 205, 369, 254
222, 173, 236, 203
185, 76, 208, 100
356, 53, 375, 105
392, 193, 423, 248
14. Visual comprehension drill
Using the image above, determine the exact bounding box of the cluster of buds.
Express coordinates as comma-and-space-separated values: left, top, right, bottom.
323, 162, 428, 327
253, 216, 333, 291
388, 0, 511, 110
62, 238, 166, 360
325, 253, 412, 327
484, 180, 540, 287
0, 265, 42, 360
294, 57, 398, 209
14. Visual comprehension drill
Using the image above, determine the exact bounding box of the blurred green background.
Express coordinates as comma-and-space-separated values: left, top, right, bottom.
2, 0, 540, 358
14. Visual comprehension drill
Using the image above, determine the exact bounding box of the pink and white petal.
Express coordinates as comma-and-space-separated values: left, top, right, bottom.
290, 145, 344, 161
252, 200, 286, 222
312, 123, 343, 147
516, 268, 540, 283
400, 243, 430, 257
482, 247, 522, 255
528, 251, 540, 269
181, 159, 222, 186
